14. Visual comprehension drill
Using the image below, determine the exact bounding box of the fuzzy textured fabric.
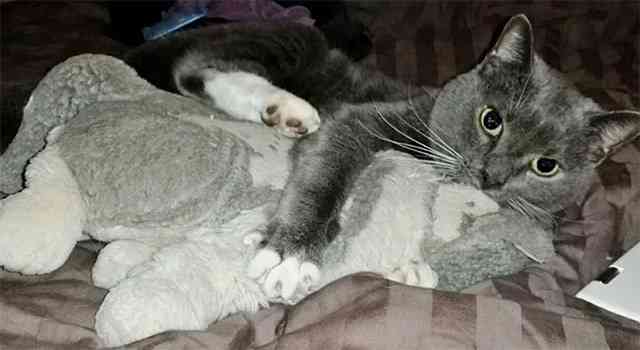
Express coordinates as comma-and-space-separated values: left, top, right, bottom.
0, 54, 554, 347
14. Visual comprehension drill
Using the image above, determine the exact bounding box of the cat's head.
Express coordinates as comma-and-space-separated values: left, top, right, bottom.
427, 14, 640, 220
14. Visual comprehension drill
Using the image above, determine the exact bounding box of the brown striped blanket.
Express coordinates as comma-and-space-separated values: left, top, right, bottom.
1, 1, 639, 349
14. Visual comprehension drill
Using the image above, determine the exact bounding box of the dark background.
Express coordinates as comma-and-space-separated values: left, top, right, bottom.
0, 0, 375, 152
1, 1, 638, 153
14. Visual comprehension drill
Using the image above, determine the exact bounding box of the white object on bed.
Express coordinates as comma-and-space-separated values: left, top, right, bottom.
576, 242, 640, 322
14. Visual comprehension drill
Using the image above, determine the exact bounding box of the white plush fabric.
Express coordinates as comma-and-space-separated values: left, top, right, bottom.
0, 144, 85, 274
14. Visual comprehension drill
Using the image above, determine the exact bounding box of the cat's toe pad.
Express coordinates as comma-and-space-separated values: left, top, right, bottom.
387, 262, 438, 289
262, 93, 320, 138
248, 249, 321, 302
264, 256, 301, 300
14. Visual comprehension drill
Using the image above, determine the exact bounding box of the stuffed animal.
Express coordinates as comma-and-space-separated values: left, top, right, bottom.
0, 55, 554, 347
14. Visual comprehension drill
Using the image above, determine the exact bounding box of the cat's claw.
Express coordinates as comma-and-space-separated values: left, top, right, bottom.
261, 92, 320, 138
299, 261, 321, 292
248, 248, 321, 302
387, 261, 438, 289
264, 256, 301, 300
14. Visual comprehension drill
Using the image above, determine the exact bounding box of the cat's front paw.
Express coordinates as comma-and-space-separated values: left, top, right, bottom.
247, 248, 321, 303
387, 261, 438, 289
261, 92, 320, 138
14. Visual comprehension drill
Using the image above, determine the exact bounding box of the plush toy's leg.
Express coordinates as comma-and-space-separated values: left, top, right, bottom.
95, 239, 266, 347
0, 145, 85, 274
92, 240, 157, 289
386, 261, 439, 289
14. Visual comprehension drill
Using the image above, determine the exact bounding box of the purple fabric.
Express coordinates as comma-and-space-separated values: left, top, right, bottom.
174, 0, 314, 25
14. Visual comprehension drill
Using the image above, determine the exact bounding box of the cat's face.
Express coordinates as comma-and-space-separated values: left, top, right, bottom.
427, 15, 640, 219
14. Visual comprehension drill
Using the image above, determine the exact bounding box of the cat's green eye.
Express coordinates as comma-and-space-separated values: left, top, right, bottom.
478, 106, 503, 137
530, 157, 560, 177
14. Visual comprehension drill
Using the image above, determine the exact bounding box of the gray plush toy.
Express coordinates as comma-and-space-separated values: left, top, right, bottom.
0, 55, 553, 347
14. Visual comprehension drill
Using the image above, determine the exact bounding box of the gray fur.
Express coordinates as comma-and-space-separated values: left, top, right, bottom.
253, 15, 639, 264
100, 17, 640, 266
0, 53, 552, 291
124, 16, 640, 266
0, 53, 561, 345
0, 55, 156, 195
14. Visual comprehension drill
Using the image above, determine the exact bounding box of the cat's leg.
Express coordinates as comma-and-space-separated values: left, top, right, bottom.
177, 67, 320, 138
247, 102, 432, 301
0, 145, 86, 274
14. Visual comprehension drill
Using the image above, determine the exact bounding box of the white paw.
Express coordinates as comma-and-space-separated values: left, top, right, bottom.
247, 249, 281, 279
264, 256, 301, 300
299, 261, 321, 293
247, 249, 321, 302
387, 261, 438, 289
261, 92, 320, 138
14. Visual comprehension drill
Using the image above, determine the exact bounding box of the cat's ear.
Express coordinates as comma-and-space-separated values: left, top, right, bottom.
483, 14, 534, 72
588, 110, 640, 164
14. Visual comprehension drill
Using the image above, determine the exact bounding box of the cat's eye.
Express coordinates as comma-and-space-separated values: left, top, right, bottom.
530, 157, 560, 177
478, 106, 503, 137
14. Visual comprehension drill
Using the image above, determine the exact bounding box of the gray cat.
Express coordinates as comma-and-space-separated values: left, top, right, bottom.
126, 15, 640, 300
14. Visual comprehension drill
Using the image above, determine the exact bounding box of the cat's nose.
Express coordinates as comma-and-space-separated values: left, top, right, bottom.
479, 165, 512, 189
479, 170, 502, 189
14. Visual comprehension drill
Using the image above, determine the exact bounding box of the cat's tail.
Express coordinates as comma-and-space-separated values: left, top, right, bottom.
124, 21, 329, 95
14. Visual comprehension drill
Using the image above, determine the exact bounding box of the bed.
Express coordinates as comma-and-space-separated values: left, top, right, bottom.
1, 1, 639, 349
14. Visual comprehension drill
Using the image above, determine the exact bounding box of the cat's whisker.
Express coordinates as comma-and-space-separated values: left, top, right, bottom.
389, 109, 461, 164
356, 119, 458, 164
389, 153, 460, 173
512, 196, 596, 226
513, 197, 540, 222
406, 159, 459, 170
508, 198, 532, 220
373, 105, 434, 153
513, 70, 534, 115
356, 120, 461, 173
415, 115, 465, 163
406, 103, 465, 162
518, 197, 603, 225
373, 106, 460, 164
508, 70, 534, 117
419, 85, 438, 100
517, 198, 545, 223
516, 196, 557, 226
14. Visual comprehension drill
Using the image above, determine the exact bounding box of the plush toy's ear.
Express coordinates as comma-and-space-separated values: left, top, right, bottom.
483, 14, 534, 72
588, 110, 640, 164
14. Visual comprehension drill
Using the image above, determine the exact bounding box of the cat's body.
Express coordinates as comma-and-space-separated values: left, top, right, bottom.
126, 16, 640, 301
